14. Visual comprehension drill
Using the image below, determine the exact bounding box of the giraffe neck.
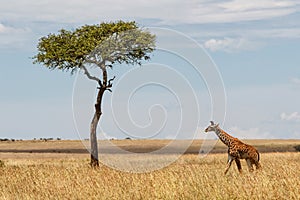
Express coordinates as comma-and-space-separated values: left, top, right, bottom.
215, 128, 236, 147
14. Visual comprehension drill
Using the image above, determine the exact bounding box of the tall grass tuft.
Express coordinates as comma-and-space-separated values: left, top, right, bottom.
0, 160, 4, 168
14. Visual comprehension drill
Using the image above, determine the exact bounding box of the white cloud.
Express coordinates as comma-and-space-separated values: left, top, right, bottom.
184, 0, 299, 24
0, 0, 299, 25
0, 23, 7, 33
0, 23, 31, 49
0, 23, 16, 33
291, 78, 300, 85
219, 0, 296, 12
203, 37, 259, 52
247, 28, 300, 39
280, 112, 300, 122
197, 25, 300, 52
188, 27, 300, 44
0, 23, 29, 34
0, 0, 299, 50
221, 83, 300, 139
229, 126, 270, 139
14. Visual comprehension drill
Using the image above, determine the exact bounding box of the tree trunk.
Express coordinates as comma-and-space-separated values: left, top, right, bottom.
90, 113, 99, 167
90, 66, 108, 167
90, 88, 105, 167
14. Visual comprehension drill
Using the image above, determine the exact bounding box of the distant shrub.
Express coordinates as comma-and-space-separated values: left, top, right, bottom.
294, 145, 300, 152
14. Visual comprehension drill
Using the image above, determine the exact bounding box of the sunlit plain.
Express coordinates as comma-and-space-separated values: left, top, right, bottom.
0, 140, 299, 199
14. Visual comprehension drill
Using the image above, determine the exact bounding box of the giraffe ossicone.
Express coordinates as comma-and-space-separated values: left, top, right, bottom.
205, 121, 261, 175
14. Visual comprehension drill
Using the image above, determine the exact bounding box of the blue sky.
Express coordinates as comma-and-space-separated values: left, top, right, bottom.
1, 0, 300, 140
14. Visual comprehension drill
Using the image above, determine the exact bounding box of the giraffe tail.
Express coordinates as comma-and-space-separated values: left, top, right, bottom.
257, 150, 260, 162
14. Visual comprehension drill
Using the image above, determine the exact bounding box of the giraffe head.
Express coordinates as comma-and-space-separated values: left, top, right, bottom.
204, 121, 219, 133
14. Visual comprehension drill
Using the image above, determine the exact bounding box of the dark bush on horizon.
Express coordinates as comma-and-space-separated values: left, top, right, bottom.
294, 145, 300, 152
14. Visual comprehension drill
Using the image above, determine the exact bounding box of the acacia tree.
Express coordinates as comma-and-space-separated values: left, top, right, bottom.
33, 21, 156, 167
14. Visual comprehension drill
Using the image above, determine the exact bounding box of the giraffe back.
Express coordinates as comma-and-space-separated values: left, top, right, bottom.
229, 140, 260, 162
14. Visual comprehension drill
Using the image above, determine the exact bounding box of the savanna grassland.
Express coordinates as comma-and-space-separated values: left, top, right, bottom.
0, 140, 300, 199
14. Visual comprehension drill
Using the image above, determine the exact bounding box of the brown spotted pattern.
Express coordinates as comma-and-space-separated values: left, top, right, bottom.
205, 121, 261, 175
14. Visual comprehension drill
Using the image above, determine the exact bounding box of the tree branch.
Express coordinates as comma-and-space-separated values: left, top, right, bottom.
107, 76, 116, 87
84, 57, 103, 67
80, 65, 100, 83
106, 76, 116, 92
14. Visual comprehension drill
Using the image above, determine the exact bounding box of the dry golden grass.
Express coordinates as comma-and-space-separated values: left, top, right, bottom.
1, 151, 300, 199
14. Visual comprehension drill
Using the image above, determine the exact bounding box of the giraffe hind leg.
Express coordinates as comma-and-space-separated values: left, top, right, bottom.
250, 156, 261, 170
254, 160, 261, 170
246, 159, 254, 172
254, 151, 261, 170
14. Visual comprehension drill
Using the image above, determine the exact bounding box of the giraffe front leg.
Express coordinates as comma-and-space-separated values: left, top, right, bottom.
235, 159, 242, 173
224, 156, 234, 175
246, 159, 254, 172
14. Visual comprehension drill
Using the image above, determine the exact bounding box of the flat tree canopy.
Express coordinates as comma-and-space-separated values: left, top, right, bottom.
33, 21, 156, 166
34, 21, 155, 71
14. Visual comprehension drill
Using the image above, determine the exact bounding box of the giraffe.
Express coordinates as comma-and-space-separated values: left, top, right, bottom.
204, 121, 261, 174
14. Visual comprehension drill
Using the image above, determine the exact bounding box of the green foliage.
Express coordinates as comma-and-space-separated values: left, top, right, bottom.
33, 21, 156, 72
